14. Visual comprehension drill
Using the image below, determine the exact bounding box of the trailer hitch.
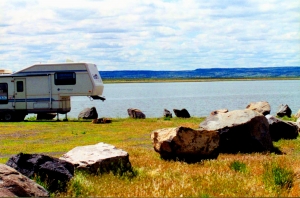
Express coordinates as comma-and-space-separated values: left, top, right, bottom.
89, 95, 106, 101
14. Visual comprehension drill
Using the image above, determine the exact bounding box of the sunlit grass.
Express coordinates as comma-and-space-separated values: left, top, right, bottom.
276, 115, 298, 122
0, 117, 300, 197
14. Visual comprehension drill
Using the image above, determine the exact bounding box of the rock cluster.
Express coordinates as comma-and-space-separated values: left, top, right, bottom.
78, 107, 194, 120
151, 101, 299, 161
6, 153, 74, 192
3, 143, 132, 195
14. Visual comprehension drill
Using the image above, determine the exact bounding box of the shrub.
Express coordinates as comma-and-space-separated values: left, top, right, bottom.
263, 162, 294, 193
163, 116, 171, 121
230, 161, 246, 173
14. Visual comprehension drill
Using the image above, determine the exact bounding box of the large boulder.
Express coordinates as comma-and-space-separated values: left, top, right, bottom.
173, 108, 191, 118
0, 163, 49, 197
276, 104, 292, 117
78, 107, 98, 119
151, 127, 220, 162
127, 108, 146, 119
265, 115, 298, 141
246, 101, 271, 116
199, 109, 273, 153
6, 153, 74, 192
163, 109, 172, 118
60, 142, 132, 174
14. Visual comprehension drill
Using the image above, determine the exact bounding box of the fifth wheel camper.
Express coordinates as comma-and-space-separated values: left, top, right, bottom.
0, 62, 105, 121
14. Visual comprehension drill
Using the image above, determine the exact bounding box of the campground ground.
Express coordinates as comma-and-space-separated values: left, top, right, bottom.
1, 117, 300, 197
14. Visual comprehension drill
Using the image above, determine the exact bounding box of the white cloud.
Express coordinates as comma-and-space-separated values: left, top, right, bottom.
0, 0, 299, 71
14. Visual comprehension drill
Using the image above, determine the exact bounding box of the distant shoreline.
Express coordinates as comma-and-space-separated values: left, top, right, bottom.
102, 77, 300, 83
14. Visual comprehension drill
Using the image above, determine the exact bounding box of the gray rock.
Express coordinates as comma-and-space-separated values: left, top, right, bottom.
0, 163, 49, 197
60, 142, 132, 174
173, 108, 190, 118
127, 108, 146, 119
163, 109, 172, 118
210, 109, 228, 116
246, 101, 271, 116
265, 115, 298, 141
6, 153, 74, 192
78, 107, 98, 119
199, 109, 273, 153
151, 126, 220, 162
287, 121, 300, 134
277, 104, 292, 117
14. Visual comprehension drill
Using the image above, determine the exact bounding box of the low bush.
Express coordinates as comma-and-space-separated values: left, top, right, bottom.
230, 160, 247, 173
263, 161, 294, 194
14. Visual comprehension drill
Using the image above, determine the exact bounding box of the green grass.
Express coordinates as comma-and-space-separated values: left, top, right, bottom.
277, 115, 298, 122
263, 161, 295, 195
1, 117, 300, 197
230, 160, 247, 173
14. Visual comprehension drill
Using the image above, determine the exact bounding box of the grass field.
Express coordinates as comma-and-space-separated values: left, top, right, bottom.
1, 117, 300, 197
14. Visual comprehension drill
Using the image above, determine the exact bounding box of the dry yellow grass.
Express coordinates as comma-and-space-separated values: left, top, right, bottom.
0, 117, 299, 197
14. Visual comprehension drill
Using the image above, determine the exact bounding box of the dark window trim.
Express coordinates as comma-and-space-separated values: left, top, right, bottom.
54, 72, 76, 85
0, 83, 8, 104
16, 81, 24, 92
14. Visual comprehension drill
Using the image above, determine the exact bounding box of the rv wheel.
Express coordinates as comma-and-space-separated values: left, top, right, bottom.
4, 112, 14, 122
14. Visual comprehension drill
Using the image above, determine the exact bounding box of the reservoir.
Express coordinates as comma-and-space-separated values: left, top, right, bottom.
68, 80, 299, 118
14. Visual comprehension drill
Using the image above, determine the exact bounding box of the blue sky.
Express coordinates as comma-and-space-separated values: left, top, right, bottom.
0, 0, 299, 71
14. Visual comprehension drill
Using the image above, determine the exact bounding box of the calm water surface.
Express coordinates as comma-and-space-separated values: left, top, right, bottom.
68, 80, 300, 118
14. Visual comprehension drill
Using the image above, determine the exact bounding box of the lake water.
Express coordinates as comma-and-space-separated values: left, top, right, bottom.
67, 80, 299, 118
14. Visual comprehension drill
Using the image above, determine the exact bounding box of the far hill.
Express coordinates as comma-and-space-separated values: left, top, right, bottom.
100, 67, 300, 79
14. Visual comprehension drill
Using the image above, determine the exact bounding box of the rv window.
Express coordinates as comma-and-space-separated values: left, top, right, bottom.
0, 83, 8, 104
54, 72, 76, 85
17, 81, 23, 92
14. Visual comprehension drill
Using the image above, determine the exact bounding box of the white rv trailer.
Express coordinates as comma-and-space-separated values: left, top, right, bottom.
0, 63, 105, 121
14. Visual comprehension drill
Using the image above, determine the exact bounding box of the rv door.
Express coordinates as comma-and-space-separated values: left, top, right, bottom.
14, 78, 26, 109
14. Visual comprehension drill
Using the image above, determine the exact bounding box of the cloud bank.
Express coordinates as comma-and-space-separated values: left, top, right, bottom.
0, 0, 299, 71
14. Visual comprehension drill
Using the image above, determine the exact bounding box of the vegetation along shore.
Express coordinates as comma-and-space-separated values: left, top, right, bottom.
100, 66, 300, 83
1, 116, 300, 197
102, 77, 300, 84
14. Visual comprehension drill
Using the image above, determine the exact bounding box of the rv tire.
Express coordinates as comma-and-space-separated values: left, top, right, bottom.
3, 112, 14, 122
